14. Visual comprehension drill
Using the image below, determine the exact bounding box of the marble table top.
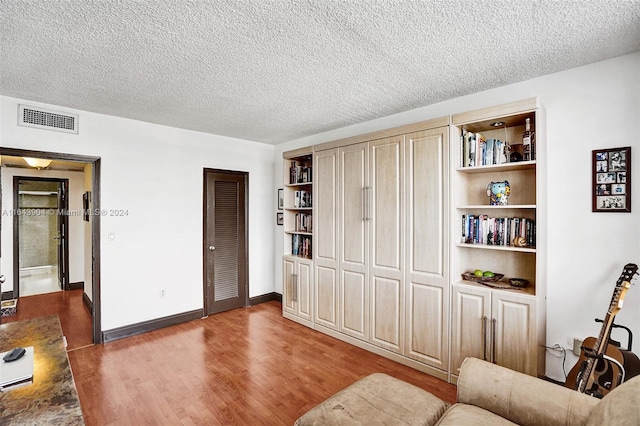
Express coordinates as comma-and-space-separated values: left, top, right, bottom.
0, 315, 84, 425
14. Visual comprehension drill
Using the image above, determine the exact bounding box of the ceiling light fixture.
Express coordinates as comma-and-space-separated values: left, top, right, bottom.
491, 121, 505, 127
23, 157, 52, 169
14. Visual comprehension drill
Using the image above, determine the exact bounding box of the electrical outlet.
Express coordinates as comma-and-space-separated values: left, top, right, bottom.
573, 338, 583, 356
160, 289, 166, 297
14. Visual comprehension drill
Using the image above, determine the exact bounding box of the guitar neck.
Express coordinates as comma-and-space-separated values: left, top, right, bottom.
592, 313, 614, 355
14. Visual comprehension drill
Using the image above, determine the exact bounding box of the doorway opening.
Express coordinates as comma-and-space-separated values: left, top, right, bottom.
0, 148, 102, 344
14, 177, 69, 297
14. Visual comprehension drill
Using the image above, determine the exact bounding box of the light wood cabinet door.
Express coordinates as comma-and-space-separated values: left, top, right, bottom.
492, 292, 537, 376
283, 256, 313, 323
283, 257, 296, 316
451, 284, 538, 377
451, 284, 491, 376
296, 258, 313, 322
339, 143, 369, 340
369, 136, 404, 353
314, 149, 339, 330
404, 127, 449, 370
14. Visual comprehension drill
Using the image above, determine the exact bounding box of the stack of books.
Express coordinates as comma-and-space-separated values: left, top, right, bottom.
461, 214, 535, 247
461, 131, 508, 167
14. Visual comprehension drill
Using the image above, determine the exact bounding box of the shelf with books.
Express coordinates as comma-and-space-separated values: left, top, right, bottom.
456, 204, 536, 209
289, 233, 312, 259
459, 213, 536, 249
283, 152, 314, 260
451, 98, 543, 301
455, 160, 536, 174
457, 111, 536, 169
455, 243, 536, 253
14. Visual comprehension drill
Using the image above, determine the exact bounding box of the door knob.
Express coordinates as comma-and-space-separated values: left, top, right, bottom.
0, 275, 5, 284
208, 246, 215, 251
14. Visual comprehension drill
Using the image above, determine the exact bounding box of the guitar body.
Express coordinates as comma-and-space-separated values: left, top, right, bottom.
564, 263, 638, 398
620, 349, 640, 381
565, 337, 625, 397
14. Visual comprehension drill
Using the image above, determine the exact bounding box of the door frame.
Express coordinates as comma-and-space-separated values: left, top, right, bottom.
13, 176, 70, 295
202, 168, 249, 316
0, 147, 103, 344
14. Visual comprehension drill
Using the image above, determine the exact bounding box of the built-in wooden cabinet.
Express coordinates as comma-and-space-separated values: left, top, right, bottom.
282, 98, 545, 382
283, 149, 314, 327
314, 148, 339, 330
339, 142, 369, 341
451, 283, 537, 377
307, 118, 450, 380
283, 151, 313, 260
283, 256, 313, 327
403, 127, 449, 371
368, 136, 405, 354
450, 98, 546, 378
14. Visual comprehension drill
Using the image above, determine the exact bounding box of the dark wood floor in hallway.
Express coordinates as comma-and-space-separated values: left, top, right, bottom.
68, 301, 456, 425
2, 289, 93, 351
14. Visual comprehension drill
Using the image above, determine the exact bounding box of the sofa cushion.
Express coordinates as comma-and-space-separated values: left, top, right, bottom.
294, 372, 448, 425
435, 404, 517, 426
586, 374, 640, 426
457, 357, 599, 426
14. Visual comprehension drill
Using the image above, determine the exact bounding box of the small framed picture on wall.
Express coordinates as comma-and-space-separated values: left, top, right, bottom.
593, 147, 631, 212
278, 188, 284, 210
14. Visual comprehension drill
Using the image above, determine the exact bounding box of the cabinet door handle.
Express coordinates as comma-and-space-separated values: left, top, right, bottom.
365, 186, 372, 221
482, 316, 488, 361
362, 187, 367, 221
292, 273, 298, 301
491, 318, 497, 364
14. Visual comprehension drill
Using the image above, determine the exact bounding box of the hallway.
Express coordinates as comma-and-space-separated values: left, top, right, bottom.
19, 266, 60, 296
2, 289, 93, 351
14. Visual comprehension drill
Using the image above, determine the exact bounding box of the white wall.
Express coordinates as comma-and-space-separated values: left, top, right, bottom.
1, 167, 85, 287
273, 52, 640, 381
0, 96, 275, 331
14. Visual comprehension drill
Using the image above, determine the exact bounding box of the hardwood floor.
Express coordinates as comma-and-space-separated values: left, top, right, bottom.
68, 301, 456, 425
2, 289, 93, 351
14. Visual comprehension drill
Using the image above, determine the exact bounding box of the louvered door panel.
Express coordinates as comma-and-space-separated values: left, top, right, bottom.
214, 180, 239, 301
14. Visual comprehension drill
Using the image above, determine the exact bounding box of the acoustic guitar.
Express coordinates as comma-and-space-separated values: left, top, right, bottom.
565, 263, 638, 398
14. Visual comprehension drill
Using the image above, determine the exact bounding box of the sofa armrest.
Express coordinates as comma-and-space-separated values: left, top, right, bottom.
457, 357, 599, 426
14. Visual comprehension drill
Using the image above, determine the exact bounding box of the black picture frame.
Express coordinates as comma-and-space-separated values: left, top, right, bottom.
593, 147, 631, 212
83, 191, 91, 221
277, 188, 284, 210
276, 212, 283, 226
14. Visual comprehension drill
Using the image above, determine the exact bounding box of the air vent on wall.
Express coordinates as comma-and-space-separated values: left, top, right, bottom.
18, 104, 78, 134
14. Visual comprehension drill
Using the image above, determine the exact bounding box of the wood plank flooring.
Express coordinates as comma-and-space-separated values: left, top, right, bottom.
68, 301, 456, 425
2, 289, 93, 351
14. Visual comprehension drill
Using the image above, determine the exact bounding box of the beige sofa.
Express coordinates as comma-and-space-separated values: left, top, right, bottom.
295, 357, 640, 425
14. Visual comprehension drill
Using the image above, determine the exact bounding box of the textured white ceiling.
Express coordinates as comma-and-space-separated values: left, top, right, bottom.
1, 1, 639, 144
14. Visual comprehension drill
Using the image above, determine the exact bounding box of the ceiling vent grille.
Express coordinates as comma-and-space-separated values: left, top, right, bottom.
18, 104, 78, 134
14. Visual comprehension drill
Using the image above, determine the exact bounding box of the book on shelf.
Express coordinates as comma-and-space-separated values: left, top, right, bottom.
522, 117, 535, 161
461, 131, 508, 167
293, 190, 312, 208
295, 212, 312, 233
291, 234, 312, 258
476, 133, 485, 166
289, 161, 312, 184
461, 214, 535, 247
467, 132, 476, 167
